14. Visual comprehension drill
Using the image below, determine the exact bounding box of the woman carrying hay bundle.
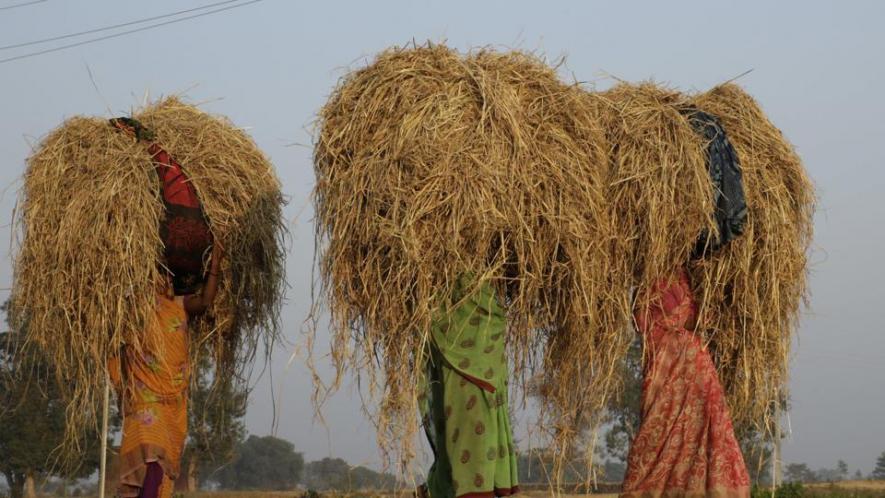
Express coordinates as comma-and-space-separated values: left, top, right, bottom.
106, 117, 224, 498
312, 44, 621, 496
418, 275, 519, 498
619, 108, 751, 498
597, 81, 813, 497
12, 97, 284, 497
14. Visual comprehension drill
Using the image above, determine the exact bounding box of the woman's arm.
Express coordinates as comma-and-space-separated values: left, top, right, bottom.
184, 242, 223, 316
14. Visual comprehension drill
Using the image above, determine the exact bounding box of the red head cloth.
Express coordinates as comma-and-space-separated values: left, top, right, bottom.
148, 144, 213, 295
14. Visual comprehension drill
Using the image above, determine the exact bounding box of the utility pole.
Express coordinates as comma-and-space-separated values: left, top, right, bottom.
98, 380, 110, 498
772, 395, 782, 498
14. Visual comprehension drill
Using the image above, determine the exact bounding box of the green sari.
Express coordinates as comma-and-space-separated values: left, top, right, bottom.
420, 277, 519, 498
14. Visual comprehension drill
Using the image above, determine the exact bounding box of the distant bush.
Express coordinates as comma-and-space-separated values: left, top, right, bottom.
752, 482, 804, 498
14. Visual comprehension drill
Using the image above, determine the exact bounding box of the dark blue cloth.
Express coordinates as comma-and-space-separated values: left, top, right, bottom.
681, 106, 748, 257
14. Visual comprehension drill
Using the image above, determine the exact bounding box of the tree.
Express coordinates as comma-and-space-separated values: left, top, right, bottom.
182, 353, 248, 490
0, 342, 114, 498
0, 309, 118, 498
836, 460, 848, 481
600, 460, 626, 483
302, 458, 349, 491
516, 449, 599, 486
872, 451, 885, 480
854, 469, 863, 480
784, 463, 816, 483
215, 435, 304, 490
347, 465, 398, 490
735, 425, 772, 484
302, 458, 397, 492
815, 466, 840, 482
602, 338, 643, 464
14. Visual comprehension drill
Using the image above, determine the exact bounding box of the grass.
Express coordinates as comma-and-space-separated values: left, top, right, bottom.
805, 480, 885, 497
25, 481, 884, 498
751, 480, 885, 498
174, 480, 885, 497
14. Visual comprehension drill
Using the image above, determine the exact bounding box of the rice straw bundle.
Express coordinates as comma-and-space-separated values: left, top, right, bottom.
591, 83, 715, 289
317, 44, 814, 467
689, 84, 814, 431
10, 97, 285, 450
313, 44, 625, 464
595, 82, 814, 435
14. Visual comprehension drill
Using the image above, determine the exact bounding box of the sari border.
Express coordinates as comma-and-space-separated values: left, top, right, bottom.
620, 485, 750, 498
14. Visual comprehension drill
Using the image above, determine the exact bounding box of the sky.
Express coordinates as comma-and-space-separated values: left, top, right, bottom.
0, 0, 883, 477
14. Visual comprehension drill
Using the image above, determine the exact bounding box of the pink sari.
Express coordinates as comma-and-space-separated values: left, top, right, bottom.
621, 269, 750, 498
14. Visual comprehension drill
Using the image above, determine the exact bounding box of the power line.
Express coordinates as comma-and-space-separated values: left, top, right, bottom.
0, 0, 240, 51
0, 0, 264, 65
0, 0, 47, 11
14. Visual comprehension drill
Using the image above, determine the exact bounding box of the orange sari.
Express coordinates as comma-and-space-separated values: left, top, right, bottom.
621, 270, 750, 498
109, 293, 189, 498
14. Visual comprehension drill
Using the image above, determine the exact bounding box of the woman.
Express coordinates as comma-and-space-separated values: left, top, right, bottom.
109, 243, 222, 498
107, 115, 221, 497
621, 109, 751, 498
419, 275, 519, 498
620, 268, 750, 498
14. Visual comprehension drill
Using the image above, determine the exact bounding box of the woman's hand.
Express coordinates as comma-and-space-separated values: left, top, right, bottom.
210, 239, 224, 274
109, 117, 156, 142
184, 239, 225, 316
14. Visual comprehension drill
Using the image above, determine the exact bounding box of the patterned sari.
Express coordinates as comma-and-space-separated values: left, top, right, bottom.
421, 277, 519, 498
109, 293, 189, 498
621, 269, 750, 498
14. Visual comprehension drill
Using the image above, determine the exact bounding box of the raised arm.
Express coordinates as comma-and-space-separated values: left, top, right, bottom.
184, 242, 223, 316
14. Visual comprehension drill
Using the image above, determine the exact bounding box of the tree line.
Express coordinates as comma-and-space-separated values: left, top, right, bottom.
193, 434, 400, 493
782, 456, 885, 484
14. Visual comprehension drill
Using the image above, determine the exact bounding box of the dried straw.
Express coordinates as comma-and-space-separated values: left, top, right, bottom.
10, 97, 285, 452
594, 81, 814, 436
317, 45, 814, 468
690, 84, 814, 432
313, 44, 625, 466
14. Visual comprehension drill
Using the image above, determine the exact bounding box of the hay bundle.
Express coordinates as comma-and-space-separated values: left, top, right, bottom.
315, 44, 813, 465
590, 84, 714, 288
11, 97, 285, 447
690, 84, 814, 430
594, 82, 814, 434
313, 44, 625, 462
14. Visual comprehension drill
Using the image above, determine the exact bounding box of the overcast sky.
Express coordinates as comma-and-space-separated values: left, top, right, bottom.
0, 0, 882, 476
